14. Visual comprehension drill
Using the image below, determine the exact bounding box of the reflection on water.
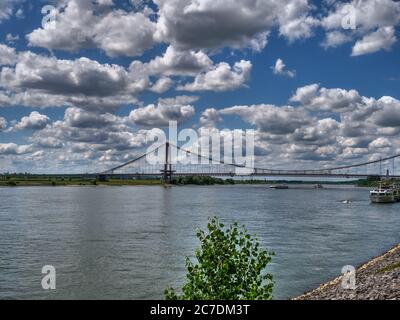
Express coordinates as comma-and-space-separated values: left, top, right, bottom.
0, 185, 399, 299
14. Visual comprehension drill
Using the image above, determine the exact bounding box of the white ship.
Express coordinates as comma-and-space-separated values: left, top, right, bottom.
370, 184, 399, 203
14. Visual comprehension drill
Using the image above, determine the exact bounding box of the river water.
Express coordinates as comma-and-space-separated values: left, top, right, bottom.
0, 185, 399, 300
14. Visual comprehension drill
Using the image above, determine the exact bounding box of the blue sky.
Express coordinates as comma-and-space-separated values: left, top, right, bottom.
0, 0, 400, 173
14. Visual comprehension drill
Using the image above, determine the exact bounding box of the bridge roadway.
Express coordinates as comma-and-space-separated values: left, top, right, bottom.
103, 173, 400, 179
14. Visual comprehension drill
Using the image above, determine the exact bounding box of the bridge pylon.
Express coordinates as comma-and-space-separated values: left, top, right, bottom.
161, 142, 175, 184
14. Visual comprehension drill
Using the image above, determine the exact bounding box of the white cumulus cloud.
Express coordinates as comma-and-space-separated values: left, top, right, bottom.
272, 58, 296, 78
177, 60, 252, 92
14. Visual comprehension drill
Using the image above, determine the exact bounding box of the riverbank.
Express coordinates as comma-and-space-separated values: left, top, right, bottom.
294, 244, 400, 300
0, 176, 232, 187
0, 179, 162, 187
0, 175, 360, 187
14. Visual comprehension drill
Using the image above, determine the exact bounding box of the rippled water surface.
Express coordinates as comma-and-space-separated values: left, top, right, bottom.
0, 185, 399, 299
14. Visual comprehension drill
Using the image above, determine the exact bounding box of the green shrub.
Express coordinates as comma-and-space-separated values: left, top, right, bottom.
171, 176, 235, 185
165, 217, 274, 300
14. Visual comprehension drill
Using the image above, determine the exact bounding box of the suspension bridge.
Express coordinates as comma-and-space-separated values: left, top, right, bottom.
99, 142, 400, 183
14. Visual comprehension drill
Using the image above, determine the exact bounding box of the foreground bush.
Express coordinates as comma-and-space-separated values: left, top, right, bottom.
165, 217, 274, 300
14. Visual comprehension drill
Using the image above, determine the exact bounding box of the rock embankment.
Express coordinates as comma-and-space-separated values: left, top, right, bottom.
295, 244, 400, 300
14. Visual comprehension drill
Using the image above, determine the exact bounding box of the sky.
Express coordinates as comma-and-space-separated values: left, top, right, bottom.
0, 0, 400, 174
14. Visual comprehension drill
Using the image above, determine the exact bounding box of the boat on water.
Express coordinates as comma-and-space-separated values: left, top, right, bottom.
314, 184, 324, 189
270, 185, 289, 189
370, 183, 400, 203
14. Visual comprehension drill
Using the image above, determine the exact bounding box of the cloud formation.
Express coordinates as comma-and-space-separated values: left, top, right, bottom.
351, 26, 397, 56
0, 44, 17, 66
129, 102, 195, 127
0, 117, 7, 131
155, 0, 316, 51
272, 58, 296, 78
14, 111, 50, 130
3, 83, 400, 172
178, 60, 252, 92
0, 143, 33, 155
0, 43, 252, 115
27, 0, 157, 57
321, 0, 400, 56
0, 0, 23, 23
26, 0, 319, 56
194, 84, 400, 168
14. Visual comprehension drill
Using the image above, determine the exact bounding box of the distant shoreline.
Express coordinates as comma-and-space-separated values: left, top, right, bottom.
0, 174, 389, 187
0, 177, 362, 187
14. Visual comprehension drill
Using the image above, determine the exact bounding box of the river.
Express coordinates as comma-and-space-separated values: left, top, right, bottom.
0, 185, 399, 299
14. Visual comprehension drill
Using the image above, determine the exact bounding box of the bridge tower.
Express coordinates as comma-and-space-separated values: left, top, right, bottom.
161, 142, 175, 184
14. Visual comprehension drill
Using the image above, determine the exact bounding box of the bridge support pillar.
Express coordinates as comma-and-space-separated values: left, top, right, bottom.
161, 142, 174, 185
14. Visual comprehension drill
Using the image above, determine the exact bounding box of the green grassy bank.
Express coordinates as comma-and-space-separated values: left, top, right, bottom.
0, 174, 381, 187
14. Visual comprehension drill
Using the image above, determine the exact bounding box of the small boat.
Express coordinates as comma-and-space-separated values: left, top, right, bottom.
370, 184, 396, 203
270, 185, 289, 189
314, 184, 324, 189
